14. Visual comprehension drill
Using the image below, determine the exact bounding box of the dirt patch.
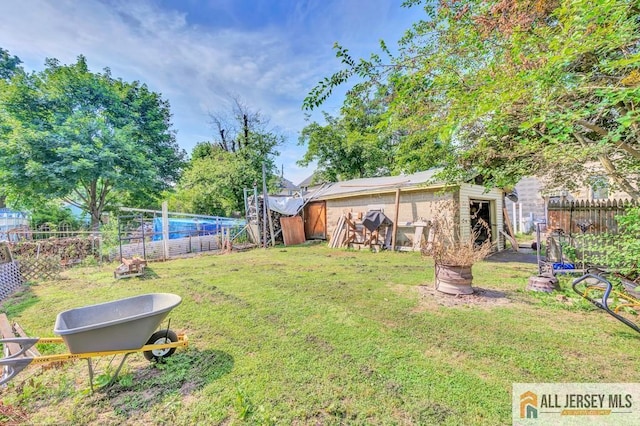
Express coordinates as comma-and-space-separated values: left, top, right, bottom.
415, 285, 510, 309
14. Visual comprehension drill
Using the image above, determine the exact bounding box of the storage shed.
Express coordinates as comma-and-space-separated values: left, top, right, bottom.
304, 170, 504, 251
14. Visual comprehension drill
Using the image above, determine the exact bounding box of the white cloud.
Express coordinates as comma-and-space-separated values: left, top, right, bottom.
1, 0, 421, 183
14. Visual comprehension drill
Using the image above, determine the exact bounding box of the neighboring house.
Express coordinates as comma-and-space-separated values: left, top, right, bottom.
505, 174, 631, 233
298, 172, 328, 196
303, 169, 505, 250
0, 208, 29, 241
274, 176, 300, 196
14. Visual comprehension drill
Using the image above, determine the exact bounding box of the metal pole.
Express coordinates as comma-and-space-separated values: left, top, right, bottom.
141, 213, 147, 260
118, 214, 123, 261
262, 163, 268, 249
253, 185, 259, 245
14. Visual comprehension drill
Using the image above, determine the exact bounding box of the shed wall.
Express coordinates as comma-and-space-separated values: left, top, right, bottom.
325, 189, 456, 248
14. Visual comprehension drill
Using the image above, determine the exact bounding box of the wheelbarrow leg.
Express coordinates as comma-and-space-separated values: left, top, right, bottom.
86, 352, 132, 391
87, 358, 94, 393
107, 353, 132, 387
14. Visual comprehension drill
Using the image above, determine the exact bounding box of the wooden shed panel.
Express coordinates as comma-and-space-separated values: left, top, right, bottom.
280, 216, 306, 246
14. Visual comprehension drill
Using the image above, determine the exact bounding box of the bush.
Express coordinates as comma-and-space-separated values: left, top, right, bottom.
29, 201, 86, 231
584, 206, 639, 279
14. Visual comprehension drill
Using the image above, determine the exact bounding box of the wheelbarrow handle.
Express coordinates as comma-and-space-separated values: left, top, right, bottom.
0, 338, 40, 360
573, 273, 640, 335
572, 274, 613, 309
0, 357, 33, 386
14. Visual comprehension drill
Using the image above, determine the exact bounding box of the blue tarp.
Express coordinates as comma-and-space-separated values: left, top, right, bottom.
152, 217, 245, 240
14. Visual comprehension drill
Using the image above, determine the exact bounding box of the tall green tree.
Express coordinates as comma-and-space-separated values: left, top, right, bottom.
0, 53, 187, 229
298, 88, 396, 181
305, 0, 640, 199
0, 48, 22, 80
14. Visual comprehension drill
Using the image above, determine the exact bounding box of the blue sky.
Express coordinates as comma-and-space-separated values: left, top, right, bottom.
0, 0, 422, 185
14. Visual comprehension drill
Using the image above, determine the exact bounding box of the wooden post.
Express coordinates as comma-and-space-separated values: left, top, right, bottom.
262, 163, 276, 247
518, 202, 523, 235
267, 199, 276, 247
503, 206, 518, 251
0, 314, 20, 357
391, 188, 400, 251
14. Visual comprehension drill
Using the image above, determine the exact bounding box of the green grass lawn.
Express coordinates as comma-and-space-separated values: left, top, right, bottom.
1, 244, 639, 425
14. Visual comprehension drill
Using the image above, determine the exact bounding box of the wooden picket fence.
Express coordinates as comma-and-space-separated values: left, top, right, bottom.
547, 199, 637, 235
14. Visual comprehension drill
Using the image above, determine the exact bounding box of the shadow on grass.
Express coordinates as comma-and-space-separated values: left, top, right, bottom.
484, 249, 538, 264
112, 266, 160, 280
138, 267, 160, 280
104, 348, 234, 416
0, 283, 39, 317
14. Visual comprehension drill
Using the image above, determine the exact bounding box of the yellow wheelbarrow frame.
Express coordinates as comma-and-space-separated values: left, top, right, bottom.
0, 333, 188, 390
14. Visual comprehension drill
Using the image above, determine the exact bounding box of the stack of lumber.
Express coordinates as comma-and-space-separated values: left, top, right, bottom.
328, 215, 348, 248
0, 314, 41, 358
114, 256, 147, 279
252, 196, 284, 244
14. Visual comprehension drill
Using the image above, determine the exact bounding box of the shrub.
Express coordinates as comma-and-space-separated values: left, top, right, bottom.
583, 206, 639, 280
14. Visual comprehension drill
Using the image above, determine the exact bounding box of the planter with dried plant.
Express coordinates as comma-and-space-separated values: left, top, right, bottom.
422, 200, 493, 295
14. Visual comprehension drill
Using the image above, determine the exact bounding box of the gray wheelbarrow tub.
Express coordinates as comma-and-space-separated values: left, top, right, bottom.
54, 293, 181, 354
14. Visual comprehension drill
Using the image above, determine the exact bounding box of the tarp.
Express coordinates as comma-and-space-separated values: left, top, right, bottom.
152, 217, 245, 240
268, 196, 304, 216
362, 210, 393, 232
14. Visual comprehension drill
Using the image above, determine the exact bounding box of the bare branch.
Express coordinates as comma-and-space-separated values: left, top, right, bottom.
576, 119, 608, 137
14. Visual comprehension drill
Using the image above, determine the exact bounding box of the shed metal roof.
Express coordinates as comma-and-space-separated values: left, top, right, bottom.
309, 169, 446, 200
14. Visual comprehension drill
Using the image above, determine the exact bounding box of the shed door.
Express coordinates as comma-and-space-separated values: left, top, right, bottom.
304, 201, 326, 240
470, 200, 492, 244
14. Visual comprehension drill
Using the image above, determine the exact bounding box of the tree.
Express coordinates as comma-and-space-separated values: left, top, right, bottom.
0, 53, 187, 229
305, 0, 640, 199
298, 88, 397, 181
208, 96, 266, 154
0, 48, 22, 80
170, 98, 281, 216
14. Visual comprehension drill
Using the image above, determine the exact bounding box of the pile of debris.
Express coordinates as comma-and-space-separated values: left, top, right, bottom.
114, 257, 147, 279
8, 236, 100, 265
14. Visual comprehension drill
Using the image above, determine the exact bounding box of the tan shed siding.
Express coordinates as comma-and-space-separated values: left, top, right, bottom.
325, 193, 396, 242
458, 184, 504, 250
325, 189, 456, 247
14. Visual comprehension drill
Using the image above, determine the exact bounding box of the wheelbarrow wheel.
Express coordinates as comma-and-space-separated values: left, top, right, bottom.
144, 330, 178, 362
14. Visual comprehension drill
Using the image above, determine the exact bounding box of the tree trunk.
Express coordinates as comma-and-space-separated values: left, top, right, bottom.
598, 155, 640, 201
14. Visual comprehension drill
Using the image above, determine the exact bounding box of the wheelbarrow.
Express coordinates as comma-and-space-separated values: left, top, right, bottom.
0, 293, 188, 389
573, 273, 640, 335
